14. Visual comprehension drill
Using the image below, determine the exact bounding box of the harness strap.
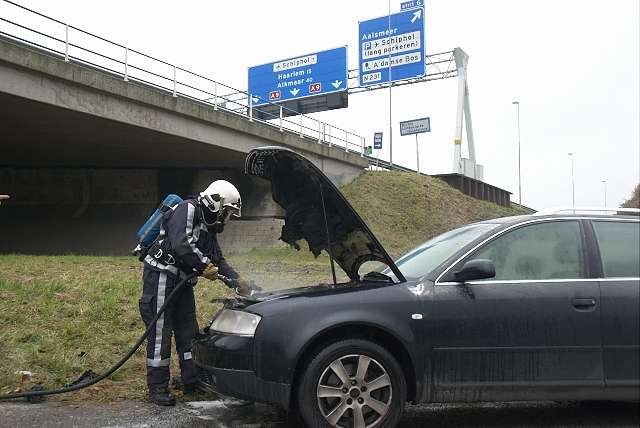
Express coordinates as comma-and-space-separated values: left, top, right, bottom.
148, 242, 195, 275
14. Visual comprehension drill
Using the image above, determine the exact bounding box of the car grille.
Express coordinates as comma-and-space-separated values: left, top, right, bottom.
195, 364, 217, 387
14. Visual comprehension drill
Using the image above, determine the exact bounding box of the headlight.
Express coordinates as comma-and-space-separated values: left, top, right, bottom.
210, 309, 261, 336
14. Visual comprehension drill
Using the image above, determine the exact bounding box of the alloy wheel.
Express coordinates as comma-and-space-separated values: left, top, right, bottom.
316, 353, 392, 428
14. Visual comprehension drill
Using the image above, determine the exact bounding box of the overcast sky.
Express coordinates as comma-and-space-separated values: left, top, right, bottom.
4, 0, 639, 210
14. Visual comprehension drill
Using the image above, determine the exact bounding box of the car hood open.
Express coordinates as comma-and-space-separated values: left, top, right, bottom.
245, 146, 405, 282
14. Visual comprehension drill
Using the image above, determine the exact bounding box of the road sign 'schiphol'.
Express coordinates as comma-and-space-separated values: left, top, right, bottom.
248, 47, 347, 106
358, 7, 425, 87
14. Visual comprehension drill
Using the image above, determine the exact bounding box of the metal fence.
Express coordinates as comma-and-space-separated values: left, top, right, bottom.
0, 0, 367, 155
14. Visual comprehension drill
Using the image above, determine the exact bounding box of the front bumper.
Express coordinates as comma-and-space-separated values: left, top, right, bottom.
192, 334, 291, 410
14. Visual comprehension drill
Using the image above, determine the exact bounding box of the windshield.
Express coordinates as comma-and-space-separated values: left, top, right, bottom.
381, 223, 499, 279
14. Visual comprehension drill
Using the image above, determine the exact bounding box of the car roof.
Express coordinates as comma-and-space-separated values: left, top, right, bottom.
478, 210, 639, 227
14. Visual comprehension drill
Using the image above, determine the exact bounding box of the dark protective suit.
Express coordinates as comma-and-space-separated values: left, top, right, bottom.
139, 198, 238, 390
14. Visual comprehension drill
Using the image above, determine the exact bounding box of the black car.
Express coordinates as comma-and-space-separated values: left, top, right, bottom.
193, 147, 640, 428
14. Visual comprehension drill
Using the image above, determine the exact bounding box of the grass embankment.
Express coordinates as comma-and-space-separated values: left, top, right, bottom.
341, 172, 525, 257
0, 171, 526, 403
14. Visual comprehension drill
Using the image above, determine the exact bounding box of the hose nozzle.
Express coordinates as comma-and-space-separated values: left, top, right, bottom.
217, 275, 261, 297
217, 274, 236, 288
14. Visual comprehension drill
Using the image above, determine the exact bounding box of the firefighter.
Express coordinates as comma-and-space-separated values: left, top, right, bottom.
139, 180, 249, 406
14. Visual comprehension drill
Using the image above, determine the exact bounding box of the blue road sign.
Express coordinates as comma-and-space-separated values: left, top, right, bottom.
374, 132, 383, 149
248, 47, 348, 106
358, 7, 425, 87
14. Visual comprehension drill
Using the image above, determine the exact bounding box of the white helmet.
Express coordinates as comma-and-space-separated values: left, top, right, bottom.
199, 180, 242, 220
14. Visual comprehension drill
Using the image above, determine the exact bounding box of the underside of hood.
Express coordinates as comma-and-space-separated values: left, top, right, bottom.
245, 146, 404, 282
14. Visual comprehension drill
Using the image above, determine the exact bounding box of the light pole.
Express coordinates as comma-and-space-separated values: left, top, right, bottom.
602, 180, 607, 207
387, 0, 393, 169
512, 101, 521, 206
568, 153, 575, 207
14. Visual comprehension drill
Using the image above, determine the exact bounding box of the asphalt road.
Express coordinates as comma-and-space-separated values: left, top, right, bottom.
0, 398, 638, 428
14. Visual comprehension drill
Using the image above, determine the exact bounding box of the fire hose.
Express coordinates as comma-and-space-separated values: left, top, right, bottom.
0, 271, 258, 403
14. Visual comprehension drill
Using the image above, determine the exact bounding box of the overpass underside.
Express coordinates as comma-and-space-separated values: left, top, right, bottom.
0, 39, 368, 255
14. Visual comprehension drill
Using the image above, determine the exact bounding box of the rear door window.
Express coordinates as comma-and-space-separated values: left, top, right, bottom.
592, 221, 640, 278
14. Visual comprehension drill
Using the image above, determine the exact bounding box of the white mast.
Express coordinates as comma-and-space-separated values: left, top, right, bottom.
452, 47, 477, 176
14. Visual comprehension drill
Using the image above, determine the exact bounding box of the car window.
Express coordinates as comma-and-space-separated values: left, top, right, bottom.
468, 220, 585, 280
592, 220, 640, 278
383, 223, 499, 279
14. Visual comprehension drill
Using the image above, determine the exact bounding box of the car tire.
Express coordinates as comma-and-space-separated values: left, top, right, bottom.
296, 338, 406, 428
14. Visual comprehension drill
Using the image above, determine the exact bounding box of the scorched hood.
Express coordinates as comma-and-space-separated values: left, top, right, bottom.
245, 147, 405, 283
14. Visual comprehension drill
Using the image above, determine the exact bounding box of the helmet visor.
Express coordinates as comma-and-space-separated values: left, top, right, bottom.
222, 203, 241, 221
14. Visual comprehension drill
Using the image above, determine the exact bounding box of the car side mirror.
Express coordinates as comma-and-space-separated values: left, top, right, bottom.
453, 259, 496, 282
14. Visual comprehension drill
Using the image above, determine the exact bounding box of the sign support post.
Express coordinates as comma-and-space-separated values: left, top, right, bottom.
400, 117, 430, 175
415, 134, 420, 174
452, 47, 476, 175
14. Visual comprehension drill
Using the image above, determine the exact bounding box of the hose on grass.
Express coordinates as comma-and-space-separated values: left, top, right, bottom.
0, 271, 198, 403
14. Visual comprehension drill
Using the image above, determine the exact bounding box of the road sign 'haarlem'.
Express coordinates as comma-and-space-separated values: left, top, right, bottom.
248, 47, 347, 106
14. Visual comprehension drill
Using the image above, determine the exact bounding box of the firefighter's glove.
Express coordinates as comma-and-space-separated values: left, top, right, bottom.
235, 278, 262, 296
202, 263, 219, 281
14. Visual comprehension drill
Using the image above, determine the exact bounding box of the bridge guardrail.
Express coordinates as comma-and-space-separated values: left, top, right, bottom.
0, 0, 367, 156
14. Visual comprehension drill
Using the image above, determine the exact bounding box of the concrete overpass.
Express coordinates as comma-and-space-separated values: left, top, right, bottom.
0, 38, 369, 255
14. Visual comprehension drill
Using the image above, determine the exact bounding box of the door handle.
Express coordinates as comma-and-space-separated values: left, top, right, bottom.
572, 298, 596, 311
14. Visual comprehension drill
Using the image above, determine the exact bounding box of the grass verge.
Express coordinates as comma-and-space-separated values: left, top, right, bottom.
0, 249, 336, 404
